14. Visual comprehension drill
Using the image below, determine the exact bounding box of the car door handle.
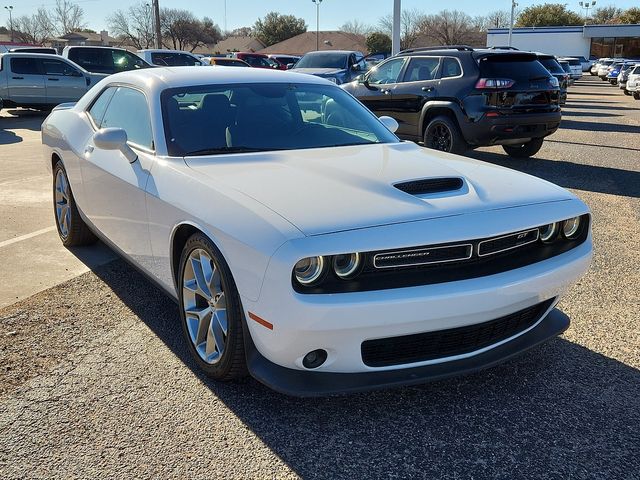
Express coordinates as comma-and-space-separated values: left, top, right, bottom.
381, 89, 391, 95
422, 86, 434, 92
84, 145, 94, 155
47, 78, 60, 81
12, 76, 24, 80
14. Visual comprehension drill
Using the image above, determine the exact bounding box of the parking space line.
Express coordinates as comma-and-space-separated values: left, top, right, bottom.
0, 226, 56, 248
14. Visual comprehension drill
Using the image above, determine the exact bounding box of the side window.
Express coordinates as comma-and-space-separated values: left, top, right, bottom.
101, 87, 153, 149
403, 57, 440, 82
42, 59, 80, 76
112, 51, 147, 72
441, 57, 462, 78
88, 86, 118, 127
366, 58, 406, 85
10, 57, 41, 75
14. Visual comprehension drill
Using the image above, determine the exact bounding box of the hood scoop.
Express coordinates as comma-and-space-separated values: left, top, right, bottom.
394, 177, 464, 196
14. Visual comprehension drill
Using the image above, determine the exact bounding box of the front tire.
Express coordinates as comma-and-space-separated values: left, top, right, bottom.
633, 92, 640, 100
178, 233, 247, 380
52, 161, 97, 247
423, 115, 467, 154
502, 138, 544, 158
623, 90, 631, 96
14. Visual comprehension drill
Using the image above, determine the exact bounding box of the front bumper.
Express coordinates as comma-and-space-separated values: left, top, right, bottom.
241, 202, 591, 390
245, 307, 570, 397
463, 110, 561, 146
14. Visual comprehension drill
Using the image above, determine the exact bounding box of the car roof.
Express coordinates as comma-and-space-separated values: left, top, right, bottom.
138, 49, 196, 55
302, 50, 361, 55
92, 65, 330, 90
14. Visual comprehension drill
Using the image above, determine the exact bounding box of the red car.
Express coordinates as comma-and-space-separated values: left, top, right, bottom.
233, 52, 286, 70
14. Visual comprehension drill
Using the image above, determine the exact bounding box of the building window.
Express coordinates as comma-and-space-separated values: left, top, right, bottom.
590, 36, 640, 58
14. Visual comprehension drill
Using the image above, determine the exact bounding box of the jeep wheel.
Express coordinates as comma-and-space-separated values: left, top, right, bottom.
502, 138, 544, 158
423, 116, 466, 154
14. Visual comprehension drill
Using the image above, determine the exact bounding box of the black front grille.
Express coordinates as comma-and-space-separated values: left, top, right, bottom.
478, 229, 539, 256
394, 177, 463, 195
361, 299, 554, 367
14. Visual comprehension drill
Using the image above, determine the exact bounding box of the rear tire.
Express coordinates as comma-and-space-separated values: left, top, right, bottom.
52, 161, 97, 247
633, 92, 640, 100
423, 115, 467, 155
623, 90, 631, 96
178, 233, 248, 381
502, 138, 544, 158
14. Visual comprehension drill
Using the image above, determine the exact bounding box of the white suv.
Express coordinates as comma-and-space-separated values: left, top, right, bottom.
626, 65, 640, 99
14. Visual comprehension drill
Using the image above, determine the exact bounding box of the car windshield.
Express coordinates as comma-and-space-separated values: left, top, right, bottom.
161, 83, 398, 156
295, 53, 349, 69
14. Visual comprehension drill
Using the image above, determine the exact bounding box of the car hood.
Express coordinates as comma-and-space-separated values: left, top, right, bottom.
292, 67, 346, 76
185, 142, 574, 236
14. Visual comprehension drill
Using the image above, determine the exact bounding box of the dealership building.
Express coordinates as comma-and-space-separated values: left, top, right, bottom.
487, 24, 640, 58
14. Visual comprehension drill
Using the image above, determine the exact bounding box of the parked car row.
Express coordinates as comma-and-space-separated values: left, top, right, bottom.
591, 56, 640, 99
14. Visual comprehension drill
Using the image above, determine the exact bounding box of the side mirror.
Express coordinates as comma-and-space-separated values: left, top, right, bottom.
379, 115, 399, 133
355, 74, 365, 83
286, 63, 294, 69
93, 128, 138, 163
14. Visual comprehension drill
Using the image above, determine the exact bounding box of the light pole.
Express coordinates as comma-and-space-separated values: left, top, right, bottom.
4, 5, 13, 42
578, 1, 596, 24
312, 0, 322, 51
152, 0, 161, 49
392, 0, 401, 55
508, 0, 518, 47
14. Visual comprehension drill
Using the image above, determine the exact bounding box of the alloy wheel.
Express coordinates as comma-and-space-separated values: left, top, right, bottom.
182, 248, 228, 364
54, 169, 71, 239
427, 123, 452, 152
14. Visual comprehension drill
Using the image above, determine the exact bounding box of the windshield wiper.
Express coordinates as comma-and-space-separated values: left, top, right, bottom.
184, 146, 278, 156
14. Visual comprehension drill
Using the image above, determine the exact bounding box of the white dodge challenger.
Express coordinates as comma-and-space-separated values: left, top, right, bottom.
42, 67, 592, 396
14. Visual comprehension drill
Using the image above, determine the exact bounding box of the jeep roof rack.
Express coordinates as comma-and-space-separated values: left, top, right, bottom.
399, 45, 475, 54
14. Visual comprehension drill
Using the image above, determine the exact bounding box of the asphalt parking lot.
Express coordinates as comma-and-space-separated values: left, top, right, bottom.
1, 76, 639, 479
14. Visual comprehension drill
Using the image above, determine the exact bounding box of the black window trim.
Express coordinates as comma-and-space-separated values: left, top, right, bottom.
84, 83, 156, 153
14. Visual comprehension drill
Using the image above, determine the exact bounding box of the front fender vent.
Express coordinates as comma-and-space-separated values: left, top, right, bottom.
394, 177, 463, 195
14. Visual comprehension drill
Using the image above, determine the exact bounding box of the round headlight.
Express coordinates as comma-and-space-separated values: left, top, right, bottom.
333, 253, 361, 279
539, 222, 558, 243
294, 256, 325, 285
562, 217, 581, 239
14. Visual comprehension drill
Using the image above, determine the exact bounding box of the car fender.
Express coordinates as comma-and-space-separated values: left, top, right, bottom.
419, 100, 467, 134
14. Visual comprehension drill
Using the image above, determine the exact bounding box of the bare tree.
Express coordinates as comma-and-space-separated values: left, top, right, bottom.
419, 10, 482, 46
54, 0, 86, 35
13, 8, 54, 45
108, 2, 155, 49
340, 19, 372, 36
475, 10, 511, 30
378, 8, 425, 50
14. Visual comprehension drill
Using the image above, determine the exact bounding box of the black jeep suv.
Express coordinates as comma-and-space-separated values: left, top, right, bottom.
341, 46, 561, 158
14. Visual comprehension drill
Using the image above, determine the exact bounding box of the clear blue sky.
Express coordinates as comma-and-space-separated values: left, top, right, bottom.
7, 0, 640, 32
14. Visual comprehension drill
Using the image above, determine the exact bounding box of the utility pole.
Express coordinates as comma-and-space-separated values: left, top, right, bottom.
508, 0, 518, 47
312, 0, 322, 51
392, 0, 401, 55
4, 5, 13, 42
152, 0, 162, 49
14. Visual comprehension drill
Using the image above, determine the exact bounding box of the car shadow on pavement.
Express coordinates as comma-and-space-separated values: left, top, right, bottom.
0, 128, 22, 145
559, 119, 640, 134
467, 150, 640, 198
560, 110, 622, 118
1, 109, 47, 132
91, 259, 640, 479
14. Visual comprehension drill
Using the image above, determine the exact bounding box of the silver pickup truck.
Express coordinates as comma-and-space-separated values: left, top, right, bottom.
0, 53, 105, 111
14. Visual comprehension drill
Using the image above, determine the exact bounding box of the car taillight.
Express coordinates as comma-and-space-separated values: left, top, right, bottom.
475, 78, 515, 89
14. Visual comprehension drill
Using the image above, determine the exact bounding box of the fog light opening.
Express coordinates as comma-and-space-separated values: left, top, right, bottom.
302, 349, 328, 369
